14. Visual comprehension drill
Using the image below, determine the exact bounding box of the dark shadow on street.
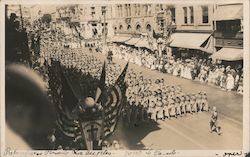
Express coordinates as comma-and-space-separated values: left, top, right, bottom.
108, 118, 161, 150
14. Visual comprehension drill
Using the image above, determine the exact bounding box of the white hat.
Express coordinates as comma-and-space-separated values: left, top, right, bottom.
213, 106, 216, 111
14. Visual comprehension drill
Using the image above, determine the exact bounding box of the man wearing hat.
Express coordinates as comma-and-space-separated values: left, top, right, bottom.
210, 106, 222, 135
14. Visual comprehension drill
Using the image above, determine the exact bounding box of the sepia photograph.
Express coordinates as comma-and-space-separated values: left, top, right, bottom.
1, 0, 249, 156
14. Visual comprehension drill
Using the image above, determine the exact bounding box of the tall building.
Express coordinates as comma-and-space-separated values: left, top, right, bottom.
54, 4, 114, 41
112, 3, 175, 53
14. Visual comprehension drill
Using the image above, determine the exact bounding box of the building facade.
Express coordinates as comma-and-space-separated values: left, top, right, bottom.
210, 3, 243, 61
54, 4, 114, 40
113, 4, 175, 36
169, 4, 215, 59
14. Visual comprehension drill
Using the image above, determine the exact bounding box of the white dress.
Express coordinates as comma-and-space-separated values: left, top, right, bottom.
226, 74, 235, 90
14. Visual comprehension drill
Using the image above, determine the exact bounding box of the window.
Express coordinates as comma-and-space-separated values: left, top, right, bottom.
138, 4, 140, 16
136, 24, 141, 32
156, 4, 159, 12
101, 6, 106, 15
134, 4, 137, 16
148, 4, 152, 15
117, 5, 120, 17
183, 7, 187, 24
91, 7, 95, 16
216, 20, 241, 34
202, 6, 209, 23
145, 4, 148, 16
119, 25, 123, 30
128, 4, 131, 16
127, 25, 132, 31
146, 24, 152, 32
170, 8, 175, 23
189, 6, 194, 24
125, 4, 128, 17
120, 5, 123, 17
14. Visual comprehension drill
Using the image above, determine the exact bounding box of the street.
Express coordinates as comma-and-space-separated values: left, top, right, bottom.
82, 48, 243, 150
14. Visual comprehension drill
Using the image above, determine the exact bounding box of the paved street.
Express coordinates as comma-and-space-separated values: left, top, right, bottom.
81, 48, 243, 150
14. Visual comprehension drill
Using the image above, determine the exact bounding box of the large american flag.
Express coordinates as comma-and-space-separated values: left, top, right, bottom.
48, 61, 81, 138
56, 65, 81, 138
102, 63, 129, 138
48, 61, 129, 147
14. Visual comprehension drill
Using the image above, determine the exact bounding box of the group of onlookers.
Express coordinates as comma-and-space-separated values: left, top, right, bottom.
103, 44, 243, 95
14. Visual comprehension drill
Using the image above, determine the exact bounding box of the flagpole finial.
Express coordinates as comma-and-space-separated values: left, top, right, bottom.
84, 97, 95, 108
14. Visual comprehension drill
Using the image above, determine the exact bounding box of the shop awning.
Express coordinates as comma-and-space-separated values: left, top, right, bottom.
125, 37, 141, 45
211, 47, 243, 61
169, 33, 211, 51
214, 4, 243, 21
111, 36, 131, 43
135, 38, 151, 49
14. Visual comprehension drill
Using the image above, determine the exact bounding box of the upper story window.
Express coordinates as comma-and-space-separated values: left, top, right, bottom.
101, 6, 106, 15
136, 24, 141, 32
145, 4, 148, 16
127, 25, 132, 31
155, 4, 159, 12
120, 5, 123, 17
125, 4, 128, 17
170, 8, 176, 23
148, 4, 152, 15
216, 20, 241, 35
117, 5, 120, 17
183, 7, 187, 24
138, 4, 141, 16
189, 6, 194, 24
119, 25, 123, 31
91, 7, 95, 16
202, 6, 209, 23
134, 4, 137, 16
128, 4, 131, 16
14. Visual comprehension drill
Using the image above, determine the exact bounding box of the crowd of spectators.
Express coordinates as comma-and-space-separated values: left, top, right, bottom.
103, 44, 243, 95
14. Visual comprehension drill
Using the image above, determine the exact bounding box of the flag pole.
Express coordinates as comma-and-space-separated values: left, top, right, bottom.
19, 5, 24, 30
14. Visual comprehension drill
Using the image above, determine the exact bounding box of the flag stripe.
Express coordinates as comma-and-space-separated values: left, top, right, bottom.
103, 63, 128, 139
